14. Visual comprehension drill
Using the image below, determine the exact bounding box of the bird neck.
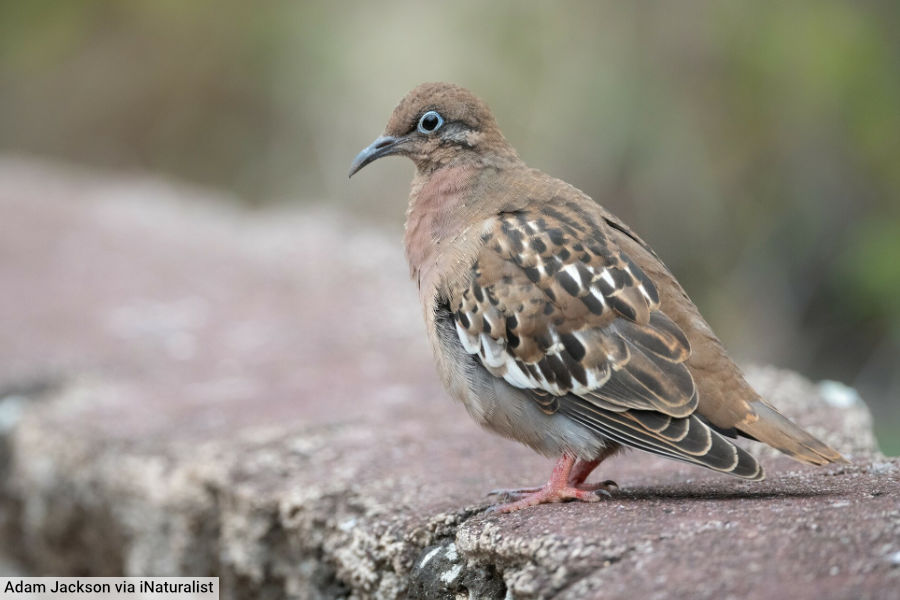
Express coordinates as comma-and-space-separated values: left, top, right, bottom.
404, 163, 484, 296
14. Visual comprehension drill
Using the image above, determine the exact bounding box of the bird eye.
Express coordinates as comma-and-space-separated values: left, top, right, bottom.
417, 110, 444, 134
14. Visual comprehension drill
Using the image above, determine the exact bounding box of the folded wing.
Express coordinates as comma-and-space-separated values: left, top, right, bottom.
449, 201, 763, 479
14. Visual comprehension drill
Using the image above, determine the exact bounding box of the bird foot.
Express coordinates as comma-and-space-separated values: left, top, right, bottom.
487, 480, 618, 513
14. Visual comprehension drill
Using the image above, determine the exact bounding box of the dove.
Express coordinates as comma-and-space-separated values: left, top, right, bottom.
350, 82, 845, 512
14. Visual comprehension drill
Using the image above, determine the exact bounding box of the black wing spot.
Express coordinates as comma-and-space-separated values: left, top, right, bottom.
582, 293, 605, 315
560, 332, 586, 361
530, 237, 547, 253
546, 353, 573, 389
507, 330, 520, 348
544, 257, 562, 276
547, 228, 566, 246
556, 270, 580, 296
506, 227, 525, 253
596, 275, 614, 296
609, 268, 628, 288
537, 358, 556, 383
534, 331, 554, 352
523, 266, 541, 283
563, 352, 588, 386
472, 282, 484, 302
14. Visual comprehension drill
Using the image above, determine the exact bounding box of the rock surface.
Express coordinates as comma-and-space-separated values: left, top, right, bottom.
0, 159, 897, 599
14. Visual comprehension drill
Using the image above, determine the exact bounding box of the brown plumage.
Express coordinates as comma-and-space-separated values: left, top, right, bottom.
350, 82, 845, 512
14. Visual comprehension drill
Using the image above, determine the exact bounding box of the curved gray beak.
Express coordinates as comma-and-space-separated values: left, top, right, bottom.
348, 135, 401, 178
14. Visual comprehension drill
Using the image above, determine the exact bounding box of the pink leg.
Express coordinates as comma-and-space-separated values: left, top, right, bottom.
488, 454, 615, 513
568, 458, 601, 485
487, 458, 600, 496
488, 446, 619, 500
568, 446, 619, 491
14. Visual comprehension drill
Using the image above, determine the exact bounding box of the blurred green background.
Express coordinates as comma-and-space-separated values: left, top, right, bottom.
1, 1, 898, 452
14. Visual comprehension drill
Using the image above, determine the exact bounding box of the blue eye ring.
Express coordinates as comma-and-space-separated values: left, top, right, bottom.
417, 110, 444, 134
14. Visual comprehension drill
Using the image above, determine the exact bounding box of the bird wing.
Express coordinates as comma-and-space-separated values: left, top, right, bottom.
449, 200, 763, 479
451, 203, 696, 417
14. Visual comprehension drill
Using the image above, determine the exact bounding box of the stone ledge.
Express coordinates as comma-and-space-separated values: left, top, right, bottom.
0, 159, 896, 599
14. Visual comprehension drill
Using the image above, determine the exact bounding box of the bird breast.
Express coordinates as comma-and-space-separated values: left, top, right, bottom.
404, 165, 483, 300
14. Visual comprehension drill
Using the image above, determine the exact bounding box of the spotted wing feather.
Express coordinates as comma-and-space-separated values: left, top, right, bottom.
451, 204, 696, 416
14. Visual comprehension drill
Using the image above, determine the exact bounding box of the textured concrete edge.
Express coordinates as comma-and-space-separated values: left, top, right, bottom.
0, 369, 891, 600
0, 383, 493, 597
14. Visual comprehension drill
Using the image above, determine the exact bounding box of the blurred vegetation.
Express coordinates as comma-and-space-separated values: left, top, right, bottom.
1, 1, 898, 452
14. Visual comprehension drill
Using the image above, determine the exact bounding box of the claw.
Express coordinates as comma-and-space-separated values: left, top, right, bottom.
576, 479, 618, 495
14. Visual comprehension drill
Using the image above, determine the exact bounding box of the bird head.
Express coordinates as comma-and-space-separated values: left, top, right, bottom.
349, 82, 517, 177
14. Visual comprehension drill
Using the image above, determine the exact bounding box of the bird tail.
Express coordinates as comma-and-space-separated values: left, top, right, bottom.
738, 400, 848, 466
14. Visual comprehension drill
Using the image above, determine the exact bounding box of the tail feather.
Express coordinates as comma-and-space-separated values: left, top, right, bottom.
738, 401, 847, 465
